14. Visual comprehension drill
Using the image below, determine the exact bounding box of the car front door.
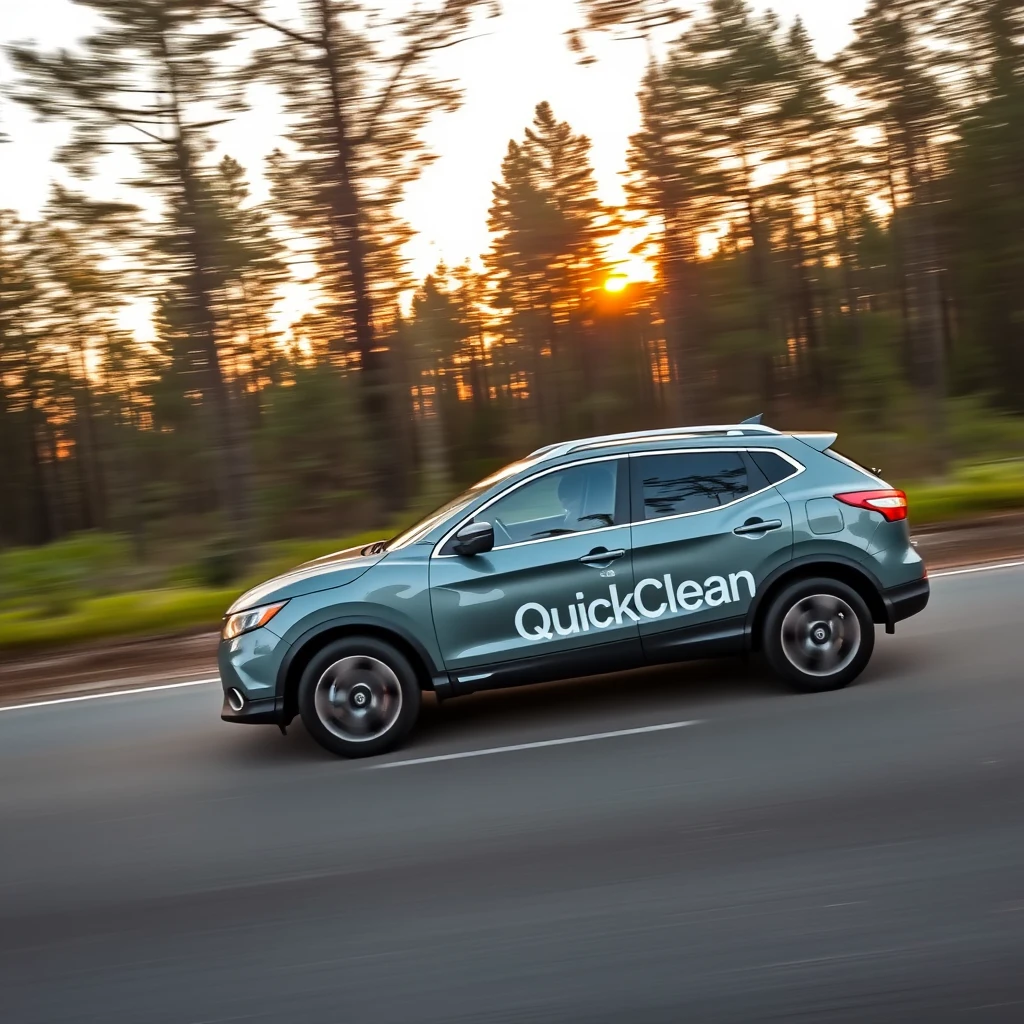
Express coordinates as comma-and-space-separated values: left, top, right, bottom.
429, 457, 642, 693
628, 448, 795, 661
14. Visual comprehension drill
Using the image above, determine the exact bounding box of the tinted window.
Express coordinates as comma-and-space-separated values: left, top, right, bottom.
826, 449, 882, 481
749, 451, 798, 485
638, 452, 749, 520
482, 461, 620, 546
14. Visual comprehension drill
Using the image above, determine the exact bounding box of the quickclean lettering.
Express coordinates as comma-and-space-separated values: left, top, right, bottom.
514, 570, 758, 642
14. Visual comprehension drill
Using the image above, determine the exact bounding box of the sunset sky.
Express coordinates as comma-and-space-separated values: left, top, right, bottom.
0, 0, 867, 335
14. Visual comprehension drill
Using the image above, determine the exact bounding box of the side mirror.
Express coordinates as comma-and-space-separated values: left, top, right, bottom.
453, 521, 494, 557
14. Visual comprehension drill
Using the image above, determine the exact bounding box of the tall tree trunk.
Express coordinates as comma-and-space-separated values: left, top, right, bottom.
71, 318, 106, 529
735, 117, 779, 416
26, 403, 56, 545
883, 124, 914, 379
906, 132, 947, 470
158, 26, 250, 537
792, 225, 824, 397
316, 0, 404, 514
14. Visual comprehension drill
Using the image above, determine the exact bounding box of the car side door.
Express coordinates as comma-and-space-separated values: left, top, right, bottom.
429, 458, 642, 693
628, 448, 796, 662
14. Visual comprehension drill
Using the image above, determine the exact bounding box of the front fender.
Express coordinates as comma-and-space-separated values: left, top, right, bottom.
266, 553, 447, 707
273, 608, 449, 703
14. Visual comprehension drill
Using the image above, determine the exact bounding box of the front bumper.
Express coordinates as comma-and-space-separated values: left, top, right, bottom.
221, 692, 284, 725
218, 625, 288, 725
882, 576, 930, 627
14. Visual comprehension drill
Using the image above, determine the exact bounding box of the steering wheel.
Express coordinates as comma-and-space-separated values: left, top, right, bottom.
491, 517, 513, 546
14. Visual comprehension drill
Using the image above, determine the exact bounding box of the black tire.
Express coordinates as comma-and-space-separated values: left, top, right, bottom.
298, 636, 421, 758
763, 577, 875, 693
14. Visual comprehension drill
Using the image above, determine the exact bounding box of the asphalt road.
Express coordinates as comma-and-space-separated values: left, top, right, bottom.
2, 563, 1024, 1024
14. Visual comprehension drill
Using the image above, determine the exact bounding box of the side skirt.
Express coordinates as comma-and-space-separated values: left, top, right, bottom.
449, 638, 644, 697
640, 616, 748, 664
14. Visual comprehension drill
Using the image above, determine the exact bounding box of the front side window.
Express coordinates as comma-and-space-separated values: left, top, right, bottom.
480, 461, 621, 547
388, 456, 539, 550
637, 452, 750, 520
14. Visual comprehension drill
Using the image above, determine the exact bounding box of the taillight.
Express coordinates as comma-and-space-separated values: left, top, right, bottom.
834, 489, 909, 522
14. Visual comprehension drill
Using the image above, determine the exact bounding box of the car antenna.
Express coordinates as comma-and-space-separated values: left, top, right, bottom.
741, 413, 764, 425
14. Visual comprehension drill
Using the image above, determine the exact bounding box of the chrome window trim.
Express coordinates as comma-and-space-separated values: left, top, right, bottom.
432, 454, 627, 558
431, 447, 805, 558
629, 447, 805, 528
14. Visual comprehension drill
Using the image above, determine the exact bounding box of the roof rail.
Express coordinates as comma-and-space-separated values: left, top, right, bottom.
527, 423, 781, 461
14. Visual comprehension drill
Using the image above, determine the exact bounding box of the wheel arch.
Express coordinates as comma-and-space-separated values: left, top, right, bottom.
276, 617, 446, 725
746, 556, 887, 652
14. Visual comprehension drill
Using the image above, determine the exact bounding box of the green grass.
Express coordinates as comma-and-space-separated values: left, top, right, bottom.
0, 587, 239, 651
903, 460, 1024, 525
1, 463, 1023, 654
0, 526, 399, 653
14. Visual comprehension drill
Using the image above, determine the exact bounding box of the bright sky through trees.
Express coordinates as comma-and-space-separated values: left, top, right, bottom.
1, 0, 865, 290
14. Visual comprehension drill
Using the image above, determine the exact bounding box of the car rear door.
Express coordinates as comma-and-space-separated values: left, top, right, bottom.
628, 448, 795, 661
429, 457, 642, 692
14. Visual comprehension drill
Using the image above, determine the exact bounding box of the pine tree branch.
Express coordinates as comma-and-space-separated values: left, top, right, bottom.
212, 1, 318, 47
96, 105, 168, 145
359, 23, 487, 147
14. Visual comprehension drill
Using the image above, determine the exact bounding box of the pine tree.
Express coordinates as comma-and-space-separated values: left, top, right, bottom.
837, 0, 953, 461
7, 0, 254, 533
945, 0, 1024, 408
625, 55, 709, 417
214, 0, 499, 512
206, 156, 289, 399
486, 102, 611, 436
0, 212, 55, 544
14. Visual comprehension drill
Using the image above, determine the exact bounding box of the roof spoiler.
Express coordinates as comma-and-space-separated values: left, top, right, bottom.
794, 431, 838, 452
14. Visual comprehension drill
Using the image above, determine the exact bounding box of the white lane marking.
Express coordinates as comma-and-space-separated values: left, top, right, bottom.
369, 719, 703, 769
930, 559, 1024, 579
0, 677, 219, 714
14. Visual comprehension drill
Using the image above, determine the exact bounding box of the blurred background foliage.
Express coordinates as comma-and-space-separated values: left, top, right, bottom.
1, 0, 1023, 639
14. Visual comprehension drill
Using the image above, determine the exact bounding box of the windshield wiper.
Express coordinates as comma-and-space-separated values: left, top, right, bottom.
364, 540, 389, 555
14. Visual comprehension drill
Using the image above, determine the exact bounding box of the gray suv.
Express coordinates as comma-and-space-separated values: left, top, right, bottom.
219, 421, 929, 758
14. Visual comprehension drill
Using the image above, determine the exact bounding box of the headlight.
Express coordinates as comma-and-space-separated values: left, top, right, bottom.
222, 602, 286, 641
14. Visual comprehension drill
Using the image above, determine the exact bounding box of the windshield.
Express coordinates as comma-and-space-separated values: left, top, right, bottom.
384, 457, 538, 551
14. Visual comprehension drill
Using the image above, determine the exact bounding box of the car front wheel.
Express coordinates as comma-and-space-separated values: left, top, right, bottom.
763, 578, 875, 693
298, 636, 421, 758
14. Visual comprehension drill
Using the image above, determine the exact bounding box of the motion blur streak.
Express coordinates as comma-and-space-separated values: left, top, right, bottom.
1, 567, 1023, 1022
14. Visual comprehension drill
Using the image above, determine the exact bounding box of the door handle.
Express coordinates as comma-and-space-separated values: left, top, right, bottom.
579, 548, 626, 565
733, 519, 784, 536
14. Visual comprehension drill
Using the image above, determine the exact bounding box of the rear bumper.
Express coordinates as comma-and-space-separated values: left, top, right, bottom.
882, 576, 930, 627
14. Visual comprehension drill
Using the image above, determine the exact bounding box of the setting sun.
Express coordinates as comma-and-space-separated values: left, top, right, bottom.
604, 274, 629, 293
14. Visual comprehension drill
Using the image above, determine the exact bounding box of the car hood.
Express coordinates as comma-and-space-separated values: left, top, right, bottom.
226, 542, 387, 614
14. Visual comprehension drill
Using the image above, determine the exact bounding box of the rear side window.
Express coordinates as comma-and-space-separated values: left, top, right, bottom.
636, 452, 749, 520
826, 449, 882, 481
749, 451, 800, 485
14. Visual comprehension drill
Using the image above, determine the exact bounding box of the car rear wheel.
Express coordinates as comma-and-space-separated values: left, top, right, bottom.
298, 636, 421, 758
763, 578, 875, 693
